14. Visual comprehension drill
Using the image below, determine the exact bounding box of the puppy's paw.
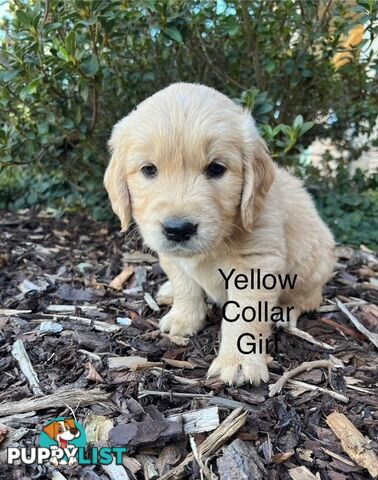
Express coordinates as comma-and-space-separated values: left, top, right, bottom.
159, 310, 205, 337
207, 354, 269, 387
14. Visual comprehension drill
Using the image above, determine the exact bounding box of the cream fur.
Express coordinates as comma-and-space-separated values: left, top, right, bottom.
105, 83, 335, 386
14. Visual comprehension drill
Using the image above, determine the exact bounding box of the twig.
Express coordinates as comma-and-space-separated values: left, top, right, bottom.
0, 388, 111, 417
65, 315, 120, 333
189, 436, 214, 480
319, 317, 365, 339
285, 325, 334, 350
240, 2, 264, 90
286, 379, 349, 403
160, 408, 248, 480
320, 447, 355, 467
336, 298, 378, 349
11, 340, 43, 396
0, 309, 32, 316
138, 390, 260, 412
42, 0, 50, 24
269, 356, 344, 397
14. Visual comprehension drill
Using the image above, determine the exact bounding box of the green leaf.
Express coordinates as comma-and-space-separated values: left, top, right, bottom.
66, 31, 76, 55
57, 45, 70, 61
293, 115, 304, 129
266, 60, 275, 73
0, 70, 19, 82
300, 121, 314, 135
27, 78, 40, 94
16, 10, 32, 28
165, 27, 183, 43
81, 55, 99, 76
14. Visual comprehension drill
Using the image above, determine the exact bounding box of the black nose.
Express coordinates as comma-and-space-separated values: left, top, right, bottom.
163, 219, 198, 242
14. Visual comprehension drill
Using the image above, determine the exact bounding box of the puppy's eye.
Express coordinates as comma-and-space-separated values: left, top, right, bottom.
205, 161, 226, 179
141, 163, 157, 178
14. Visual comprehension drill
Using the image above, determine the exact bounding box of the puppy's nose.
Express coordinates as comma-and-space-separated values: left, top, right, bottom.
163, 218, 198, 242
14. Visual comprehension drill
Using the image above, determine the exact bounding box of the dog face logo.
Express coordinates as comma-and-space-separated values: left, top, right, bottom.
42, 418, 80, 448
40, 417, 86, 466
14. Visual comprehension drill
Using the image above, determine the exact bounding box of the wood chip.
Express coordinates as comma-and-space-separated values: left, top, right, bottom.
108, 356, 148, 371
102, 459, 131, 480
109, 417, 184, 448
163, 358, 195, 369
326, 411, 378, 477
160, 408, 248, 480
217, 438, 267, 479
109, 265, 134, 290
336, 299, 378, 349
289, 466, 320, 480
67, 315, 121, 332
167, 406, 219, 434
144, 292, 160, 311
136, 454, 159, 480
11, 340, 43, 396
46, 305, 98, 313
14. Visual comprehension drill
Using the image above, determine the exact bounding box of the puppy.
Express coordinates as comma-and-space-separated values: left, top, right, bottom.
104, 83, 335, 386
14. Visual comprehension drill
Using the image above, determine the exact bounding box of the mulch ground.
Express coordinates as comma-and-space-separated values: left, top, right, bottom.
0, 210, 377, 480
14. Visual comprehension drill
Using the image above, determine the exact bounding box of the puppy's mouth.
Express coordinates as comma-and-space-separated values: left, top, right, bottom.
159, 239, 206, 257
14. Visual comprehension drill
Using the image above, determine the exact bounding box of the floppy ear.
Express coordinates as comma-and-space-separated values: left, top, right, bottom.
65, 418, 76, 429
42, 422, 58, 440
104, 119, 131, 232
240, 136, 275, 231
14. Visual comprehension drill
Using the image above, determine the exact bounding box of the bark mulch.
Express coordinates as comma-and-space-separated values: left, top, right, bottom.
0, 210, 377, 480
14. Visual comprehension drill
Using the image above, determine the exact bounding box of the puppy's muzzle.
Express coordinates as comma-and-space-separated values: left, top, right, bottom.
162, 218, 198, 243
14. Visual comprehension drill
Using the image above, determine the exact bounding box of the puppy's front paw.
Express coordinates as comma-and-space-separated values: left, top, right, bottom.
159, 310, 205, 337
207, 354, 269, 387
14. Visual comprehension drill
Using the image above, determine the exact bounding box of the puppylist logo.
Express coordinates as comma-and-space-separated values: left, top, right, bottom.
7, 417, 126, 466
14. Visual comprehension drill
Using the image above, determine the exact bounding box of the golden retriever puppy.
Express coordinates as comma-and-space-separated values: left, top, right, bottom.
104, 83, 335, 386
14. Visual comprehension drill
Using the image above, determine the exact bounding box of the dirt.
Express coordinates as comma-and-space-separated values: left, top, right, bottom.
0, 210, 377, 479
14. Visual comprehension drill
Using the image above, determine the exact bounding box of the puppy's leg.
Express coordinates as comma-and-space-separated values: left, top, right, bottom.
156, 280, 173, 305
159, 258, 207, 337
208, 270, 280, 386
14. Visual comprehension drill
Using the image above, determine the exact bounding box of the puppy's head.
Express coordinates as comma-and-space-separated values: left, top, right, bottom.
105, 83, 274, 257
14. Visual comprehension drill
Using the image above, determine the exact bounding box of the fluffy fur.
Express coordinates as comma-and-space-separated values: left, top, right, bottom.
105, 83, 335, 386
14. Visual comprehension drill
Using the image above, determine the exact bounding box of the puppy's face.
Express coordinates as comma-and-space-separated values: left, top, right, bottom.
105, 84, 274, 257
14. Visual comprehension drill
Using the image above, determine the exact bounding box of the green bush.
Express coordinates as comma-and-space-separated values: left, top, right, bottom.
309, 167, 378, 248
0, 0, 377, 247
